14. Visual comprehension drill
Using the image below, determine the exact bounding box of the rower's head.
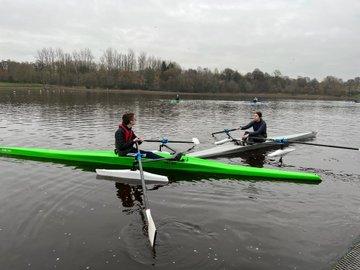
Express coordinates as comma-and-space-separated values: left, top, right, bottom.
122, 113, 136, 128
253, 111, 262, 122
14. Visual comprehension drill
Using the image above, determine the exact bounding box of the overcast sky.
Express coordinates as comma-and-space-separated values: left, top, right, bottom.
1, 0, 359, 80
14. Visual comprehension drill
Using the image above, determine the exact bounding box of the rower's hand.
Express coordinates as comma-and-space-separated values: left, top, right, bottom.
133, 137, 143, 143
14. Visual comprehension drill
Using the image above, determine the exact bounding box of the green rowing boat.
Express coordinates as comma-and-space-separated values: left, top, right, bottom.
0, 145, 321, 182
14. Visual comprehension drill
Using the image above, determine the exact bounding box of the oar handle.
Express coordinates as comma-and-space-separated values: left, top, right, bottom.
211, 128, 240, 136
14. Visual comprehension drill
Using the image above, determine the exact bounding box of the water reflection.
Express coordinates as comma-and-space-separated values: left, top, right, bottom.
114, 182, 157, 257
239, 152, 267, 168
115, 182, 143, 208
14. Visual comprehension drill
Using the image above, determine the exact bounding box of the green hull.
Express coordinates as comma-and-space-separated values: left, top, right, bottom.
0, 146, 321, 182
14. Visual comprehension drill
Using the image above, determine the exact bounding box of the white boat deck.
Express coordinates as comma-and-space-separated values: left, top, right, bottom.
189, 131, 317, 158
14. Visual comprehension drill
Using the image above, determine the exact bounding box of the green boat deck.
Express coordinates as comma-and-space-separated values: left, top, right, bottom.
0, 146, 321, 182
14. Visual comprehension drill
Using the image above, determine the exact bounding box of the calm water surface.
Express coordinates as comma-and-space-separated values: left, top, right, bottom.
0, 89, 359, 270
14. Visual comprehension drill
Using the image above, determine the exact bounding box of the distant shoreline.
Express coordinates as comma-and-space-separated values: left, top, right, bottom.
0, 82, 356, 101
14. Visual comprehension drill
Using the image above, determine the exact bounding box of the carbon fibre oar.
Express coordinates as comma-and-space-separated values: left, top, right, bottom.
144, 137, 200, 153
283, 140, 359, 151
135, 142, 156, 248
248, 137, 359, 151
211, 128, 240, 137
211, 128, 241, 145
144, 138, 200, 144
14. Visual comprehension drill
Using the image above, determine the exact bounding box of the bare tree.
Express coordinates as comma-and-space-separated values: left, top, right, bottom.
138, 52, 147, 71
100, 47, 119, 72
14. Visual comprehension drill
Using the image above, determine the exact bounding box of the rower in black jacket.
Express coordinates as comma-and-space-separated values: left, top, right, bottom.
241, 111, 267, 144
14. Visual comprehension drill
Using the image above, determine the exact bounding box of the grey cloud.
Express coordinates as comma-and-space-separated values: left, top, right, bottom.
0, 0, 359, 80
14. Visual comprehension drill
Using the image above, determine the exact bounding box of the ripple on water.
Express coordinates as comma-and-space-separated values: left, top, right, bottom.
0, 161, 99, 241
120, 216, 221, 268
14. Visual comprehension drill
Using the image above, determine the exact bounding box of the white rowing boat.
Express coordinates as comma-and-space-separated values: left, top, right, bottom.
189, 131, 317, 158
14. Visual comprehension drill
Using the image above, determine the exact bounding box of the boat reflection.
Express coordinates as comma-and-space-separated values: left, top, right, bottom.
240, 152, 266, 167
114, 182, 158, 256
221, 148, 268, 168
115, 182, 143, 208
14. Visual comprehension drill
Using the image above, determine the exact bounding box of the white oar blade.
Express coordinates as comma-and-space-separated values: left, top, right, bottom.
145, 209, 157, 247
96, 169, 169, 185
214, 138, 232, 145
192, 138, 200, 145
267, 147, 296, 158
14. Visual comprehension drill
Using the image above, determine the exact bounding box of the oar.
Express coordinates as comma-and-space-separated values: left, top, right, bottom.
248, 137, 359, 151
135, 142, 156, 248
267, 147, 296, 166
145, 137, 200, 153
280, 140, 359, 151
211, 128, 240, 137
140, 152, 185, 163
214, 138, 234, 145
144, 138, 200, 145
211, 128, 243, 145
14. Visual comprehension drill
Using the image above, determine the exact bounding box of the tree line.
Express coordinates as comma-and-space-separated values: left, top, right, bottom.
0, 47, 359, 97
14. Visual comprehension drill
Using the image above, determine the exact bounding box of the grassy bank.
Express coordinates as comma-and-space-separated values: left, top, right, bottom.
0, 82, 43, 90
0, 82, 356, 101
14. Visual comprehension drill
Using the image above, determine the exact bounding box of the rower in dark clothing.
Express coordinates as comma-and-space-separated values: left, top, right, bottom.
115, 112, 161, 159
241, 111, 267, 144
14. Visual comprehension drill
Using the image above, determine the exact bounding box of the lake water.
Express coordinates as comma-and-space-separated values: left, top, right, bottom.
0, 89, 359, 270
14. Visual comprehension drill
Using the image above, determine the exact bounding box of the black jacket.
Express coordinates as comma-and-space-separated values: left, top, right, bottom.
241, 119, 267, 137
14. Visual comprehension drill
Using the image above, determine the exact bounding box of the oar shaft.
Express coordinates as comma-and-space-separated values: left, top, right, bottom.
141, 152, 184, 164
211, 128, 239, 136
144, 139, 194, 144
242, 136, 359, 151
135, 143, 157, 248
140, 157, 174, 163
291, 141, 359, 151
136, 143, 149, 208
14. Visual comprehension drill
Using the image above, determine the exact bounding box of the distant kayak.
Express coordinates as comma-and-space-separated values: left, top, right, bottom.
250, 101, 266, 105
170, 99, 181, 104
170, 94, 181, 104
249, 97, 266, 105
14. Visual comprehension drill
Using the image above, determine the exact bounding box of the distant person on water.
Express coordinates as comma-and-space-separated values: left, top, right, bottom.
252, 97, 258, 103
115, 113, 160, 159
175, 94, 180, 101
240, 111, 267, 144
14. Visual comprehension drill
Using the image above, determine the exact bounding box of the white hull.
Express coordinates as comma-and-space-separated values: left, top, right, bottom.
189, 131, 317, 158
96, 169, 169, 185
